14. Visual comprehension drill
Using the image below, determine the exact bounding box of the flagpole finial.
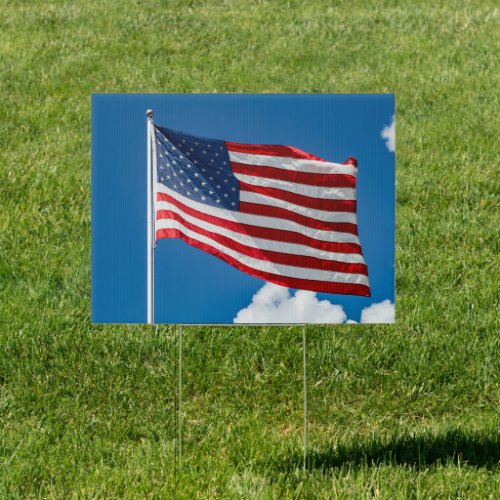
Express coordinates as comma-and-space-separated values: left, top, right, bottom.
146, 109, 153, 119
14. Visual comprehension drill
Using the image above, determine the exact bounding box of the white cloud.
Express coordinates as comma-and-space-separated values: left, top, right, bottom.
233, 282, 347, 324
233, 283, 395, 324
381, 115, 395, 152
360, 299, 395, 323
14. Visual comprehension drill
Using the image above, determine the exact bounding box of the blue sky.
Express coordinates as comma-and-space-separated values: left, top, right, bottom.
92, 94, 394, 324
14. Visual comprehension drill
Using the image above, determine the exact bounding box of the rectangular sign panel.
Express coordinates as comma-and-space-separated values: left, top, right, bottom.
92, 94, 395, 324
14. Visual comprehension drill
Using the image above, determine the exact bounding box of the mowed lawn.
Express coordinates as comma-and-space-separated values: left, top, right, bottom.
0, 0, 499, 498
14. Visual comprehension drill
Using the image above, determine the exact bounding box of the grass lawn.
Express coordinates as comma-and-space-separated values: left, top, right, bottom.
1, 0, 499, 497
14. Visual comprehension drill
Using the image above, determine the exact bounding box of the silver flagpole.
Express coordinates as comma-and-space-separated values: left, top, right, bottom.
146, 109, 154, 324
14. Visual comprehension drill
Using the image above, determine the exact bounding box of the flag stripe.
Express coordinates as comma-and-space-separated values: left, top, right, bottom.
238, 202, 358, 232
157, 199, 363, 263
157, 228, 371, 296
225, 141, 327, 161
155, 220, 370, 285
156, 191, 364, 255
234, 173, 356, 200
228, 151, 357, 176
239, 181, 357, 212
231, 162, 357, 188
157, 183, 358, 226
156, 214, 368, 274
156, 192, 357, 236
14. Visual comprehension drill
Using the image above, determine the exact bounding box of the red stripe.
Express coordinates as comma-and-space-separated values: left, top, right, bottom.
156, 228, 371, 297
231, 162, 357, 188
342, 156, 358, 168
226, 142, 358, 169
157, 211, 367, 274
239, 182, 357, 212
157, 192, 360, 246
239, 202, 358, 234
225, 142, 328, 161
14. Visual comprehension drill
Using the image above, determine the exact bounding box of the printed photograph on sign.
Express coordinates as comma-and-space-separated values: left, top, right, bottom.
92, 94, 395, 324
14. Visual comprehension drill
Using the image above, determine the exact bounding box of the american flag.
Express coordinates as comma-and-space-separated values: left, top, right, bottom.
153, 125, 370, 297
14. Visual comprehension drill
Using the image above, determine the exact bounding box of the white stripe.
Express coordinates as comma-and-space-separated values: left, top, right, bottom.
156, 218, 370, 286
235, 173, 356, 200
240, 191, 355, 223
229, 151, 357, 176
157, 182, 358, 226
156, 207, 364, 263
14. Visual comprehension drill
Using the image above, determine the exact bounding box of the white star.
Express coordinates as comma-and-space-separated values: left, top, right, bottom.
209, 176, 214, 181
217, 185, 221, 189
231, 187, 236, 191
224, 179, 228, 183
187, 179, 191, 183
223, 193, 228, 198
187, 191, 191, 196
209, 190, 214, 195
210, 159, 214, 163
167, 175, 171, 179
194, 160, 198, 164
202, 150, 206, 154
195, 141, 198, 145
216, 199, 221, 203
180, 170, 184, 174
208, 144, 211, 148
223, 161, 227, 165
194, 173, 199, 177
194, 187, 198, 192
201, 196, 206, 201
215, 152, 219, 156
201, 181, 207, 186
174, 184, 177, 189
231, 202, 236, 206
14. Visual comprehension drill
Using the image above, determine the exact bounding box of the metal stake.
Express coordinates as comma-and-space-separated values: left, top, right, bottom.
303, 325, 308, 472
178, 324, 183, 470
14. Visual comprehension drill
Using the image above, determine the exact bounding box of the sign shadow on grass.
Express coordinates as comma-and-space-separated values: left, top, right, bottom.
275, 428, 500, 472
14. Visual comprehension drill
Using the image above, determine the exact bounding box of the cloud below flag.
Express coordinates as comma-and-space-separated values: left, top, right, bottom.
233, 282, 394, 324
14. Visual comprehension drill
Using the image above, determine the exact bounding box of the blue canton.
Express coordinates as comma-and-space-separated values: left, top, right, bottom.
154, 126, 239, 210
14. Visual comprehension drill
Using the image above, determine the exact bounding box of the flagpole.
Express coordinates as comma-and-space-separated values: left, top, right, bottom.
146, 109, 154, 324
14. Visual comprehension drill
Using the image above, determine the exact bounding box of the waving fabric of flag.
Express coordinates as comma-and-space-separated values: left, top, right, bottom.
153, 125, 370, 297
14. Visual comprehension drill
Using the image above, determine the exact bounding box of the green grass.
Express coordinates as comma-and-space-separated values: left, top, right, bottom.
1, 0, 499, 497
